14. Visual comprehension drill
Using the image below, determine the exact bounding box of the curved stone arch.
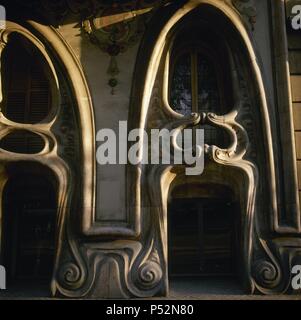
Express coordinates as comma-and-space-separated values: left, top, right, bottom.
25, 21, 97, 235
0, 21, 96, 236
130, 0, 277, 221
127, 0, 280, 295
0, 21, 96, 296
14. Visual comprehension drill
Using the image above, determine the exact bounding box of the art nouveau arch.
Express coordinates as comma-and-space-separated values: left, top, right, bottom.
126, 0, 287, 296
0, 21, 96, 296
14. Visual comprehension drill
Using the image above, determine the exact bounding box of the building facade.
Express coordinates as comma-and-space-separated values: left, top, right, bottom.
0, 0, 301, 298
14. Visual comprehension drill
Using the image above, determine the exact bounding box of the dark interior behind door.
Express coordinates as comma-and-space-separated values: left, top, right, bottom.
168, 198, 239, 277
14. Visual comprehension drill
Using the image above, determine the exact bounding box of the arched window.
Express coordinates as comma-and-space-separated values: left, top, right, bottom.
2, 33, 52, 124
169, 27, 231, 148
170, 49, 223, 116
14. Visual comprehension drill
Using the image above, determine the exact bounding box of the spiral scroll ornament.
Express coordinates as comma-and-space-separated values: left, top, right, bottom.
135, 261, 163, 290
58, 262, 84, 290
253, 260, 281, 289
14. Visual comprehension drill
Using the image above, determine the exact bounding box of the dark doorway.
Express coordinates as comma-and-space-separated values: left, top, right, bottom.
1, 165, 57, 287
168, 195, 239, 278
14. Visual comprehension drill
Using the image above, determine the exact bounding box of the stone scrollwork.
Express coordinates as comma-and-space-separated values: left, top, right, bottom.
33, 0, 301, 298
136, 260, 163, 290
58, 262, 83, 290
125, 0, 296, 297
253, 260, 281, 290
252, 239, 283, 294
59, 240, 164, 298
54, 210, 88, 295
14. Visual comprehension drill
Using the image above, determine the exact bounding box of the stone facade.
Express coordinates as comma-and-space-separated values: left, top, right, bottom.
0, 0, 301, 298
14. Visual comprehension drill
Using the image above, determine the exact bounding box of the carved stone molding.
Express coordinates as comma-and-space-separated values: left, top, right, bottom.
50, 0, 301, 297
124, 0, 300, 297
0, 21, 97, 297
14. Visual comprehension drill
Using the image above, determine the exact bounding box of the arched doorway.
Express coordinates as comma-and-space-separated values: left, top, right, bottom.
1, 163, 58, 290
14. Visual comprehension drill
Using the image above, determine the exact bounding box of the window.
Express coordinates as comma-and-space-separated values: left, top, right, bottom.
170, 49, 223, 116
169, 29, 231, 148
2, 33, 52, 124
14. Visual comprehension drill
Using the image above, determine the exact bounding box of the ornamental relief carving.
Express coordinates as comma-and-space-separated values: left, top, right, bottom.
53, 0, 298, 296
1, 1, 300, 299
144, 43, 259, 294
124, 0, 299, 297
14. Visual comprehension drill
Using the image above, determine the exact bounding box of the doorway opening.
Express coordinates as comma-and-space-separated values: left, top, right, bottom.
1, 163, 57, 294
168, 183, 242, 295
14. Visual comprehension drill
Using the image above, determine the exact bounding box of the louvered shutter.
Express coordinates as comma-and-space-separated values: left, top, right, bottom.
2, 37, 51, 153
